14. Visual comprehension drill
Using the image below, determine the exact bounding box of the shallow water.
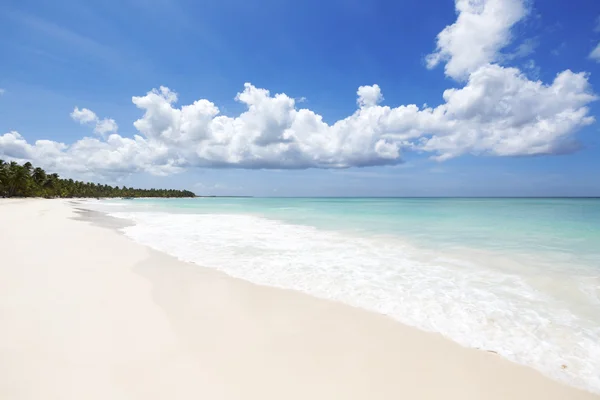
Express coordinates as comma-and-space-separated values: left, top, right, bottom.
87, 197, 600, 393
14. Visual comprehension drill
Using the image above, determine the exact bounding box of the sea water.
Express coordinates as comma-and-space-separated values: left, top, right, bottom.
87, 197, 600, 393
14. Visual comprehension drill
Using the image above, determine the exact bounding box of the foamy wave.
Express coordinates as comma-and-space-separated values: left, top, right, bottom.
111, 211, 600, 394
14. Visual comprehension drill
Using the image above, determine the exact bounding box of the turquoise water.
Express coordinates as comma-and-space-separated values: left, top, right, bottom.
109, 197, 600, 263
89, 197, 600, 393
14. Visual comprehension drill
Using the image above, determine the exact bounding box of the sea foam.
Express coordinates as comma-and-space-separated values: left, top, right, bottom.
110, 210, 600, 394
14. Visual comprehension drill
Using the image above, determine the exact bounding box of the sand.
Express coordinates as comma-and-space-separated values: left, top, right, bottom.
0, 198, 597, 400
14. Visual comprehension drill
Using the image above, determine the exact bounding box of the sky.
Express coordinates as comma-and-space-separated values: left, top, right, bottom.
1, 0, 600, 197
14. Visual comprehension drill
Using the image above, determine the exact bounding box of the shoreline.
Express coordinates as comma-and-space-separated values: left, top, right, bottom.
1, 198, 598, 399
99, 199, 600, 393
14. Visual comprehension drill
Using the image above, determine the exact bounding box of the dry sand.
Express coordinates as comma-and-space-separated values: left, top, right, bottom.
0, 198, 597, 400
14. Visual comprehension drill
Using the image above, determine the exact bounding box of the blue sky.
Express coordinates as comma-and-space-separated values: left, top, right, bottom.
1, 0, 600, 196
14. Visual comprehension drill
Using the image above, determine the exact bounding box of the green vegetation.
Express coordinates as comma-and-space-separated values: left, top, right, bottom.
0, 160, 195, 198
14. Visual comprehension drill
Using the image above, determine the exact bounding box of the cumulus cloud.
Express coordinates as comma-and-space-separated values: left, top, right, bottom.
590, 43, 600, 63
0, 0, 597, 178
426, 0, 528, 80
0, 131, 68, 169
94, 118, 119, 135
420, 66, 596, 159
71, 107, 119, 136
1, 69, 596, 176
357, 84, 383, 107
0, 130, 181, 178
71, 107, 97, 124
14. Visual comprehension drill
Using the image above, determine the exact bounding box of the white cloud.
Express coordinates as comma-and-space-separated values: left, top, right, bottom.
590, 43, 600, 63
1, 70, 596, 176
426, 0, 528, 80
1, 0, 597, 178
94, 118, 118, 135
71, 107, 98, 124
0, 88, 5, 95
0, 130, 180, 179
71, 107, 119, 136
419, 65, 596, 160
357, 84, 383, 107
0, 131, 68, 169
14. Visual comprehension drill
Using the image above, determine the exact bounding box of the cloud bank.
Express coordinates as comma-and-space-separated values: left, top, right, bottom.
0, 0, 597, 178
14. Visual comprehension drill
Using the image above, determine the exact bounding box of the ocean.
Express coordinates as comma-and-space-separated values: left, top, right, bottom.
87, 197, 600, 393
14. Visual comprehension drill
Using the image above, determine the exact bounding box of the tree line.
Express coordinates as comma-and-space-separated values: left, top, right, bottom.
0, 160, 195, 198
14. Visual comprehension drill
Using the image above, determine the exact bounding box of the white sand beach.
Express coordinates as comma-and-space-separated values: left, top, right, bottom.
0, 198, 597, 400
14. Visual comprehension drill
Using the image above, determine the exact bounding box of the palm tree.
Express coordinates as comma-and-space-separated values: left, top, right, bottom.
32, 167, 46, 185
5, 163, 30, 197
0, 159, 7, 197
0, 160, 195, 198
23, 162, 33, 174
